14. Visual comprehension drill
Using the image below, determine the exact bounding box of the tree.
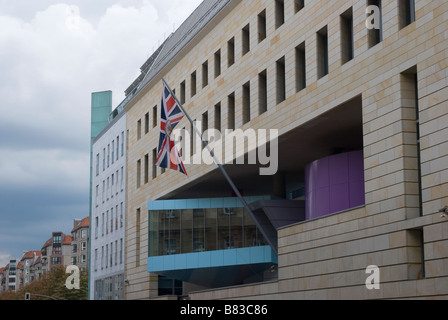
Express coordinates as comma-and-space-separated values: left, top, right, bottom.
0, 266, 88, 300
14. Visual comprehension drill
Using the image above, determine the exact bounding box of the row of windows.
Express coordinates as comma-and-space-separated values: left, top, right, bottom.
94, 240, 124, 272
95, 131, 125, 176
94, 203, 125, 240
95, 167, 125, 206
133, 0, 416, 185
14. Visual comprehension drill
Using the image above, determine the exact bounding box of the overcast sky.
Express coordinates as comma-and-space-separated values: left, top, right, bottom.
0, 0, 203, 267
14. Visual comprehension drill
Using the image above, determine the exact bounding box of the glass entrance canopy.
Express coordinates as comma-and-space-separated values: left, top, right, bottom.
148, 196, 273, 257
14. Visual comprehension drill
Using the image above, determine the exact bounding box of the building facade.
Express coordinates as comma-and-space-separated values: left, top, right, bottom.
19, 250, 41, 287
98, 0, 447, 300
89, 109, 127, 300
41, 232, 73, 274
71, 217, 90, 272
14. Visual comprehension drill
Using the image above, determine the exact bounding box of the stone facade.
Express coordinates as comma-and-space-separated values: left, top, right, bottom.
123, 0, 448, 300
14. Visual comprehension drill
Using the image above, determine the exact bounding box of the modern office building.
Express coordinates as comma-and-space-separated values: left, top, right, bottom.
101, 0, 447, 299
89, 105, 127, 300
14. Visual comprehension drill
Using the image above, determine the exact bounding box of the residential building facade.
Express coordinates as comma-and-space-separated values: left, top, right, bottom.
71, 217, 90, 272
41, 232, 73, 274
89, 108, 127, 300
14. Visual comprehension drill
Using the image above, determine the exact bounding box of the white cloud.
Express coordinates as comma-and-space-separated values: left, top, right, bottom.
0, 0, 202, 261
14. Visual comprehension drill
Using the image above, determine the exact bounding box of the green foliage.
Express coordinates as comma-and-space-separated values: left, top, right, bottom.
0, 266, 88, 300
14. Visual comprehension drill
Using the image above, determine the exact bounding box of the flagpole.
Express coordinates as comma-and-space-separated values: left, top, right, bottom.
161, 77, 277, 255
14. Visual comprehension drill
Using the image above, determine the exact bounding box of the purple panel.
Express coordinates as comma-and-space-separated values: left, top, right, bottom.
349, 181, 366, 208
348, 150, 364, 182
314, 187, 330, 219
315, 157, 329, 189
329, 183, 350, 213
329, 153, 349, 185
305, 150, 365, 220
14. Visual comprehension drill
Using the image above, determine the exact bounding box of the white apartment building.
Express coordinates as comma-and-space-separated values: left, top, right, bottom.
90, 110, 127, 300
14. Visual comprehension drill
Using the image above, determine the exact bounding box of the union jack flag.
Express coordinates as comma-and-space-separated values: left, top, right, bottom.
156, 83, 188, 175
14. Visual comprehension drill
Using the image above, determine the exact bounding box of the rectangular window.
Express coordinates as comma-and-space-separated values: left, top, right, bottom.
144, 154, 149, 184
258, 10, 267, 43
107, 177, 110, 200
121, 132, 124, 157
214, 50, 221, 78
399, 0, 415, 29
96, 154, 99, 176
228, 93, 235, 130
242, 81, 251, 124
137, 120, 142, 141
275, 0, 285, 29
191, 71, 197, 97
145, 113, 149, 134
180, 81, 186, 104
295, 0, 304, 13
103, 148, 106, 171
367, 0, 383, 48
153, 106, 158, 128
202, 111, 208, 134
120, 202, 124, 228
111, 141, 114, 164
152, 148, 157, 180
136, 159, 141, 189
202, 61, 208, 88
259, 70, 267, 115
214, 102, 221, 132
107, 144, 110, 167
341, 8, 354, 64
102, 180, 105, 203
242, 24, 250, 56
121, 166, 124, 190
228, 37, 235, 67
276, 56, 286, 104
95, 217, 99, 239
116, 136, 119, 160
111, 174, 114, 198
401, 67, 422, 217
317, 26, 329, 79
295, 42, 306, 91
120, 239, 123, 264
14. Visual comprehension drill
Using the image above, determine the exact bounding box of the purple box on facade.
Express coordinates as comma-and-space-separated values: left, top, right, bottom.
305, 150, 365, 220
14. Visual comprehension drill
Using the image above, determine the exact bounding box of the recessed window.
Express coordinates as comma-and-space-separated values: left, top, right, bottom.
295, 0, 304, 13
242, 24, 250, 56
258, 10, 267, 43
258, 70, 267, 114
214, 102, 222, 132
399, 0, 416, 29
242, 81, 251, 125
275, 0, 285, 29
228, 37, 235, 67
341, 8, 354, 64
295, 42, 306, 91
228, 93, 235, 130
214, 50, 221, 78
191, 71, 197, 97
202, 61, 208, 88
137, 120, 142, 141
180, 81, 186, 104
367, 0, 383, 48
276, 56, 286, 104
317, 26, 329, 79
